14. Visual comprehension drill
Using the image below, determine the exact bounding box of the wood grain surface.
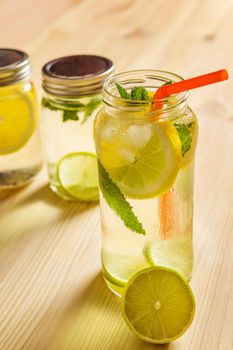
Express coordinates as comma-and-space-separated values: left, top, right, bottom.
0, 0, 80, 47
0, 0, 233, 349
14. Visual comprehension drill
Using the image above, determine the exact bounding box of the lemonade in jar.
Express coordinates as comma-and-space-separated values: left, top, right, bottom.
94, 70, 198, 295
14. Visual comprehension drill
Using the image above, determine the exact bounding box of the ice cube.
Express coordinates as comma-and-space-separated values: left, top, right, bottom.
101, 120, 118, 141
127, 124, 152, 148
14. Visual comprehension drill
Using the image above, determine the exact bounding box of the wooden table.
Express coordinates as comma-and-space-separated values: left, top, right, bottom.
0, 1, 233, 349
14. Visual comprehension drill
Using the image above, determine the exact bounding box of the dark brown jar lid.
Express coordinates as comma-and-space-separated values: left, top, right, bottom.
42, 54, 114, 97
0, 49, 31, 86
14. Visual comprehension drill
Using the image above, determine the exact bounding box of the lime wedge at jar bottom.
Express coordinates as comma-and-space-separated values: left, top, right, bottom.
143, 237, 193, 281
102, 250, 149, 287
0, 93, 35, 155
104, 123, 181, 199
57, 152, 99, 201
122, 266, 195, 344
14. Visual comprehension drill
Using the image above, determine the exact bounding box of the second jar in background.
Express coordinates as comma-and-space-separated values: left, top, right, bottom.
42, 55, 114, 201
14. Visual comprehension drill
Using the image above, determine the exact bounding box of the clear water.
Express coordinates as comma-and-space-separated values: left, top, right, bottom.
42, 95, 100, 200
95, 106, 198, 296
100, 162, 194, 295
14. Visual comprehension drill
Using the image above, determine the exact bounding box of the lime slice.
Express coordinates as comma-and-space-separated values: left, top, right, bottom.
102, 250, 149, 287
102, 123, 181, 199
143, 237, 193, 281
0, 92, 35, 155
57, 152, 99, 201
122, 266, 195, 344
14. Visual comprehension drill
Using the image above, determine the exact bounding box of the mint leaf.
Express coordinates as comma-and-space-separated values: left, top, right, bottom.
115, 83, 150, 101
131, 87, 149, 101
116, 83, 131, 99
98, 161, 146, 235
163, 80, 173, 86
63, 110, 79, 122
174, 123, 192, 156
81, 98, 101, 124
41, 97, 58, 111
42, 97, 84, 112
61, 101, 85, 109
42, 97, 101, 123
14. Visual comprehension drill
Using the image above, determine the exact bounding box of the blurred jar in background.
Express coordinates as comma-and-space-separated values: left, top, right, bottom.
41, 55, 114, 201
0, 49, 43, 189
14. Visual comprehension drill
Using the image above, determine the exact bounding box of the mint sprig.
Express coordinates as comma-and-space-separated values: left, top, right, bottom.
41, 97, 59, 111
116, 83, 131, 99
163, 81, 193, 157
163, 80, 173, 86
116, 83, 149, 101
63, 110, 79, 122
81, 98, 102, 124
174, 123, 192, 156
131, 87, 149, 101
42, 97, 101, 123
98, 161, 146, 235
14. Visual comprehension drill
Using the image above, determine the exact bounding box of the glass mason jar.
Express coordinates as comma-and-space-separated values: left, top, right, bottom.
94, 70, 199, 296
42, 55, 114, 201
0, 49, 42, 189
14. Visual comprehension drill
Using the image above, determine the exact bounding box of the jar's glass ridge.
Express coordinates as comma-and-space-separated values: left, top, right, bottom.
102, 70, 189, 120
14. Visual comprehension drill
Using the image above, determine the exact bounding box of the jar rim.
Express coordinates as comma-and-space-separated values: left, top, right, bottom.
102, 69, 189, 118
42, 54, 114, 97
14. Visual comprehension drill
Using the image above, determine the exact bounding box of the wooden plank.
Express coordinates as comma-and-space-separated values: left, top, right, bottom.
0, 0, 233, 349
0, 0, 80, 47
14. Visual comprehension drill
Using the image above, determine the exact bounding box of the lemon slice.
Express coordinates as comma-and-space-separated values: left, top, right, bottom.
57, 152, 99, 201
102, 122, 181, 199
122, 266, 195, 344
0, 92, 35, 155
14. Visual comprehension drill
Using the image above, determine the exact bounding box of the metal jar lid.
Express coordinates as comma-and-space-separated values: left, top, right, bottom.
42, 55, 114, 97
0, 49, 31, 86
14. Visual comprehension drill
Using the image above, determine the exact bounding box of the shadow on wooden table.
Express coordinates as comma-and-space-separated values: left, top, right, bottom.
16, 183, 99, 210
39, 273, 170, 350
0, 183, 98, 247
0, 186, 26, 201
1, 181, 98, 210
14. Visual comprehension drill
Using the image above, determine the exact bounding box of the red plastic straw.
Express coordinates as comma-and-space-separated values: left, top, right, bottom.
154, 69, 228, 105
